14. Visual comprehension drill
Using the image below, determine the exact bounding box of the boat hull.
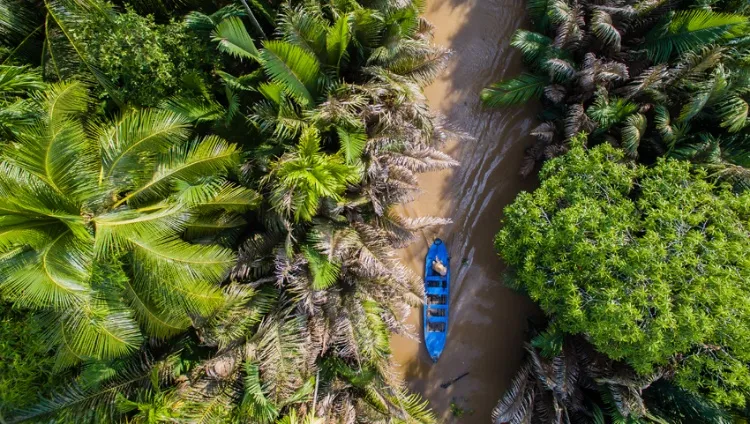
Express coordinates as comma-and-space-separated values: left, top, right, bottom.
423, 238, 449, 362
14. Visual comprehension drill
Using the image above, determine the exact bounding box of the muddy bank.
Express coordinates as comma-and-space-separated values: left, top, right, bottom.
391, 0, 542, 422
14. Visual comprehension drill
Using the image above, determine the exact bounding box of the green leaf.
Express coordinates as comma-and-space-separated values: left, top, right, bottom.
510, 30, 552, 65
326, 13, 352, 69
211, 16, 261, 62
1, 230, 90, 309
193, 181, 261, 212
716, 94, 749, 133
336, 126, 367, 164
481, 73, 547, 107
621, 113, 647, 158
129, 236, 230, 316
645, 11, 748, 63
302, 246, 341, 290
115, 135, 240, 207
100, 109, 191, 182
260, 40, 321, 107
239, 361, 279, 424
93, 206, 190, 257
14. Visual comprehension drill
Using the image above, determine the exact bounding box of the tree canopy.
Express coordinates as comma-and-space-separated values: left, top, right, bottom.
496, 138, 750, 407
0, 0, 454, 422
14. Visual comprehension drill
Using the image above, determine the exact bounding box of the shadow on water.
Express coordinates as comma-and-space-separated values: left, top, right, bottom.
390, 0, 544, 422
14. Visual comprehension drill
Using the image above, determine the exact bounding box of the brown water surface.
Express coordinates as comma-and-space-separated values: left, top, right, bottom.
391, 0, 542, 422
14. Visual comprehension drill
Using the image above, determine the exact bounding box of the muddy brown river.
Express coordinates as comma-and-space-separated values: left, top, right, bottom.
390, 0, 542, 422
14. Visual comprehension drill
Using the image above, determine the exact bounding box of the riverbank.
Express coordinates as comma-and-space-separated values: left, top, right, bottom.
390, 0, 542, 421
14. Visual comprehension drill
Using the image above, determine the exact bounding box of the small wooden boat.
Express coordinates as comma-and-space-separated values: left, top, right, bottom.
423, 238, 449, 362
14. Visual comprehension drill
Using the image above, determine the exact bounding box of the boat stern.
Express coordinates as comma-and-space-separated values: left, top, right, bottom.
425, 332, 446, 362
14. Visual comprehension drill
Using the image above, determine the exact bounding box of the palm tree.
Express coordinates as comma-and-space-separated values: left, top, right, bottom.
480, 0, 750, 182
3, 0, 455, 421
157, 2, 455, 422
268, 126, 362, 222
494, 331, 666, 424
0, 82, 257, 371
0, 65, 45, 137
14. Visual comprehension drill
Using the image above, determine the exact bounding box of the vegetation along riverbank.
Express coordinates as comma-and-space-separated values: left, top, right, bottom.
0, 0, 457, 422
484, 0, 750, 422
2, 0, 750, 422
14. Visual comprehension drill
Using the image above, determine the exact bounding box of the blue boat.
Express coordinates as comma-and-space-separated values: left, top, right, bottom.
423, 238, 449, 362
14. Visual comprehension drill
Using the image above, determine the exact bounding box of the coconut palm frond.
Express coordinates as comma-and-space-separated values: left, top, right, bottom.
254, 313, 310, 404
592, 10, 621, 52
212, 16, 261, 62
645, 11, 748, 63
621, 113, 647, 158
261, 40, 322, 108
565, 103, 586, 139
277, 5, 328, 60
547, 58, 577, 83
492, 361, 536, 424
544, 84, 566, 103
715, 94, 749, 133
531, 121, 557, 143
326, 13, 353, 69
620, 65, 667, 99
481, 73, 547, 107
671, 45, 724, 84
549, 0, 584, 48
116, 135, 240, 208
240, 361, 280, 424
11, 353, 176, 423
511, 29, 553, 65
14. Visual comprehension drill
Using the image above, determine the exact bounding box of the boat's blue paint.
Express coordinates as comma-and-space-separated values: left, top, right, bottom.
423, 238, 449, 362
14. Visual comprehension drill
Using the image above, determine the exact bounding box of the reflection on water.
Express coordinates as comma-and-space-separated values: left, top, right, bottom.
390, 0, 542, 421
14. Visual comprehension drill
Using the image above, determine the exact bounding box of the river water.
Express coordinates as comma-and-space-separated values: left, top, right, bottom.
390, 0, 542, 422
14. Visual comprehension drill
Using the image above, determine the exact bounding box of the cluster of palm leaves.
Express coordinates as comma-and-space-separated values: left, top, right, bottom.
481, 0, 750, 187
493, 328, 732, 424
0, 0, 457, 423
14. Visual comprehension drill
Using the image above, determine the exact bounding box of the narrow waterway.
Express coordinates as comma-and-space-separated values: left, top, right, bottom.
391, 0, 542, 422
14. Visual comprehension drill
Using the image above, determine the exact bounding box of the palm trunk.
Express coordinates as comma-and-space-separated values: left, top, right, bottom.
238, 0, 266, 40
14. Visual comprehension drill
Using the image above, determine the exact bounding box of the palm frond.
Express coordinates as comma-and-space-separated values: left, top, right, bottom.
1, 230, 90, 309
261, 40, 321, 108
620, 65, 667, 99
492, 361, 535, 424
326, 13, 353, 69
212, 16, 261, 62
621, 113, 647, 158
99, 109, 191, 183
0, 65, 45, 95
546, 58, 576, 83
240, 361, 280, 424
302, 245, 341, 290
510, 30, 552, 65
128, 236, 231, 316
10, 353, 171, 423
716, 94, 749, 133
336, 126, 367, 164
115, 136, 240, 208
481, 73, 547, 107
645, 11, 748, 63
592, 10, 621, 52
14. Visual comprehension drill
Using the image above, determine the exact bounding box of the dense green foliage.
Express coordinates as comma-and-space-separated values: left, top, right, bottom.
486, 0, 750, 419
0, 308, 60, 414
75, 7, 213, 106
0, 0, 454, 422
0, 81, 245, 368
494, 325, 734, 424
482, 0, 750, 185
497, 139, 750, 407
